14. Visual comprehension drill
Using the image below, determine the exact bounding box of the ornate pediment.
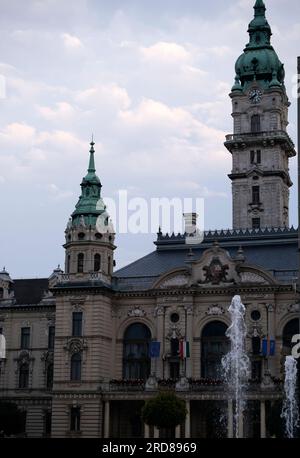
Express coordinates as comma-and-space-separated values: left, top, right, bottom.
189, 243, 240, 286
152, 243, 275, 290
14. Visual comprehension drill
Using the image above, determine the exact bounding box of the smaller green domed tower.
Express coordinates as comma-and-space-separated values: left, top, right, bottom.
63, 141, 116, 283
225, 0, 296, 230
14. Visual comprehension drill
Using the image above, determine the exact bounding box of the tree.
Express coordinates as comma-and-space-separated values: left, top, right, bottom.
141, 392, 187, 430
0, 402, 26, 436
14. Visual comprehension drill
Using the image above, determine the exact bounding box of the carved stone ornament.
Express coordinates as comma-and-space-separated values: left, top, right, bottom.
127, 306, 146, 317
240, 272, 268, 284
287, 303, 300, 313
206, 305, 225, 316
203, 257, 229, 285
166, 325, 183, 341
65, 339, 84, 355
154, 305, 165, 317
16, 350, 31, 364
41, 351, 54, 363
159, 275, 188, 289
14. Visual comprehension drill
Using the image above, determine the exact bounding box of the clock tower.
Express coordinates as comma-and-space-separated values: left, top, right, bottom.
225, 0, 296, 230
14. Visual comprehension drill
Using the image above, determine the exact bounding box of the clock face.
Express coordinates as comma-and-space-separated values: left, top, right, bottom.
249, 89, 262, 104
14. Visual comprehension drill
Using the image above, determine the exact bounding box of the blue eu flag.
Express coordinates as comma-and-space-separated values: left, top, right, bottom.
149, 341, 160, 358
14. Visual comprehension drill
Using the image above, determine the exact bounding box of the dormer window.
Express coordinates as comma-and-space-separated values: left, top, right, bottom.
78, 233, 85, 241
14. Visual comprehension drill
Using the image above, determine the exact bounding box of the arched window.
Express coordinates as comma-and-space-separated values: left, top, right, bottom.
282, 318, 300, 397
94, 254, 101, 272
19, 363, 29, 389
46, 363, 53, 390
201, 321, 229, 378
251, 114, 261, 133
77, 253, 84, 273
108, 256, 111, 275
70, 353, 82, 381
282, 319, 300, 355
123, 323, 151, 380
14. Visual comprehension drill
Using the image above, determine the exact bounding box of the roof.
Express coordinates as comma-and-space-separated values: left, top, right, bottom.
8, 278, 49, 307
114, 228, 299, 290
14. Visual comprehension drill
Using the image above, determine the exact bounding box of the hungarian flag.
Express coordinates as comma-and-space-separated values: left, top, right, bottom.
179, 341, 190, 359
262, 338, 275, 356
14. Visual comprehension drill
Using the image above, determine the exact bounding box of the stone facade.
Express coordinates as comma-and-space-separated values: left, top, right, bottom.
0, 0, 299, 439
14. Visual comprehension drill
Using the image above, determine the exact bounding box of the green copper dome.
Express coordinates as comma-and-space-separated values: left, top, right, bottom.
233, 0, 285, 92
71, 141, 107, 226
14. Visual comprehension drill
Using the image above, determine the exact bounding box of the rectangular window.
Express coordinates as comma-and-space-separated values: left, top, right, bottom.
44, 411, 52, 436
252, 218, 261, 229
169, 362, 180, 380
48, 326, 55, 350
21, 327, 30, 349
256, 150, 261, 164
0, 328, 2, 334
251, 360, 262, 382
72, 312, 83, 337
252, 186, 260, 204
250, 150, 261, 164
70, 407, 81, 432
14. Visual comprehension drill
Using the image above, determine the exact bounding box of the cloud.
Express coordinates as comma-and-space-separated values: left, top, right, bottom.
47, 183, 73, 200
76, 83, 131, 111
0, 122, 36, 146
37, 102, 77, 122
62, 33, 83, 50
141, 41, 191, 64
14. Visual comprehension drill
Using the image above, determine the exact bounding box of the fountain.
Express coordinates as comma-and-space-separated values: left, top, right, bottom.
222, 295, 250, 438
281, 356, 299, 438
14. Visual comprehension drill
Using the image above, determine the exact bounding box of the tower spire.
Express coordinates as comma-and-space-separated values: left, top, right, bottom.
88, 137, 96, 174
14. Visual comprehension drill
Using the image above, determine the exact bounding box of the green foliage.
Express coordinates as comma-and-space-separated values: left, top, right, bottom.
141, 392, 187, 429
0, 402, 26, 436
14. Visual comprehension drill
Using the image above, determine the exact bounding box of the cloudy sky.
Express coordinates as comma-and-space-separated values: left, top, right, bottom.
0, 0, 299, 278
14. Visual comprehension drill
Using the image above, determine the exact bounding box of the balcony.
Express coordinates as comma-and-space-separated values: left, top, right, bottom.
107, 378, 282, 393
225, 130, 296, 156
53, 271, 110, 286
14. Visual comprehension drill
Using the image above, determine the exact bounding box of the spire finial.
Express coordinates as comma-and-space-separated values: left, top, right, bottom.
88, 137, 96, 173
254, 0, 266, 17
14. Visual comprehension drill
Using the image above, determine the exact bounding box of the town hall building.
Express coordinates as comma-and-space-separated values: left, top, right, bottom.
0, 0, 299, 438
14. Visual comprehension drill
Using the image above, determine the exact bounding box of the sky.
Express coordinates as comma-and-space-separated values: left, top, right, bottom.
0, 0, 300, 278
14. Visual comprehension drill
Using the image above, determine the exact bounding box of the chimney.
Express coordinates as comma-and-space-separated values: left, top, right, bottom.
183, 213, 198, 235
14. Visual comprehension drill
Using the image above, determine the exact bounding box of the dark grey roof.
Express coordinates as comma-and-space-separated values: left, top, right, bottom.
12, 279, 49, 306
114, 228, 299, 290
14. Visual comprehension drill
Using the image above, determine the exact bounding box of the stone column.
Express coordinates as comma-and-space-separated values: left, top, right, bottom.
185, 304, 193, 378
266, 304, 275, 373
154, 427, 159, 438
154, 303, 165, 379
175, 425, 181, 438
185, 400, 191, 438
228, 400, 233, 438
104, 400, 110, 438
260, 400, 266, 438
144, 423, 150, 438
